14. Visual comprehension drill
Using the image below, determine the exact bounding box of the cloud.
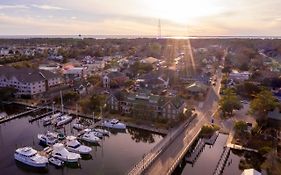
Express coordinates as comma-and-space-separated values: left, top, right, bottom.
31, 4, 68, 11
0, 4, 28, 9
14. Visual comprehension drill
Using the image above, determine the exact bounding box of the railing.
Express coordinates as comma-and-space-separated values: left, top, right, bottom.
128, 115, 196, 175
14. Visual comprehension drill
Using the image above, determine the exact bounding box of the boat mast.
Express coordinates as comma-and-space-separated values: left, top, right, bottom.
60, 91, 64, 113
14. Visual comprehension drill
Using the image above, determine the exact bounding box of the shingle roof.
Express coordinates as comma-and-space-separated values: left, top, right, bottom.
0, 66, 59, 83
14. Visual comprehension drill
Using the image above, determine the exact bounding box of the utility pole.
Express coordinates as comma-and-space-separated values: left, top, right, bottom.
158, 19, 162, 39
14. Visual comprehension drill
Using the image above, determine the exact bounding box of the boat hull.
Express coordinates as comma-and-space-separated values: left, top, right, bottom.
14, 154, 47, 168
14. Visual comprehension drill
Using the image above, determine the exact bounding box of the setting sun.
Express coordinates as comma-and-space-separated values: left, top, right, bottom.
143, 0, 222, 24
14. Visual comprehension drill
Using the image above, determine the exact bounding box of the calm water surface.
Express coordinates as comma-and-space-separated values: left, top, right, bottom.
0, 108, 163, 175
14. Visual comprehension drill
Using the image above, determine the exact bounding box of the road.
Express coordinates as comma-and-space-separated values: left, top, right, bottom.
143, 68, 223, 175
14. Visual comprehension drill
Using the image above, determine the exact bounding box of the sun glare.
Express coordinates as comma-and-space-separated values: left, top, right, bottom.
143, 0, 222, 24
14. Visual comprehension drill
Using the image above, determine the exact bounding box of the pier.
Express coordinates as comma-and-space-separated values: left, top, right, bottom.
0, 107, 43, 124
213, 147, 231, 175
205, 131, 219, 145
185, 138, 206, 163
28, 111, 53, 123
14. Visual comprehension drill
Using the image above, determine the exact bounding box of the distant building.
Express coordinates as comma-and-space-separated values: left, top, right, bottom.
107, 90, 185, 119
0, 66, 61, 97
0, 47, 10, 56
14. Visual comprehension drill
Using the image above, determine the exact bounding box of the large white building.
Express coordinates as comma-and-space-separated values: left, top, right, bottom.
0, 66, 61, 97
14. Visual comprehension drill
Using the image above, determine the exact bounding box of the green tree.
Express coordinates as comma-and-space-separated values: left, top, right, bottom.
0, 87, 16, 101
234, 121, 248, 134
250, 89, 278, 116
219, 88, 242, 117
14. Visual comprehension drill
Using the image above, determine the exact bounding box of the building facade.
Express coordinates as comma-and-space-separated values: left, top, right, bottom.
0, 66, 61, 97
107, 90, 185, 119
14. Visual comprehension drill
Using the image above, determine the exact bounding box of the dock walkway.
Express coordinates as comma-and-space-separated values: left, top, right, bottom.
185, 138, 206, 163
213, 147, 231, 175
0, 107, 42, 124
29, 111, 53, 123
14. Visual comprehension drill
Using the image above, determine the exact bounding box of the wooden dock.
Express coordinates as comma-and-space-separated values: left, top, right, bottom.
213, 147, 231, 175
29, 111, 53, 123
205, 131, 219, 145
185, 138, 206, 163
0, 107, 43, 124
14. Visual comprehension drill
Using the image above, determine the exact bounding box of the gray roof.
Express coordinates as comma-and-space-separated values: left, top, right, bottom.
268, 108, 281, 121
0, 66, 59, 83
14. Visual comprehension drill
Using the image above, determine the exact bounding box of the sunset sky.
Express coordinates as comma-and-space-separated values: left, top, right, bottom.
1, 0, 281, 36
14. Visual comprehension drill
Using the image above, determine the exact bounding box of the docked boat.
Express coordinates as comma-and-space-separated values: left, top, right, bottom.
48, 157, 64, 167
47, 131, 65, 140
52, 143, 81, 163
0, 112, 7, 120
73, 123, 84, 130
43, 116, 52, 126
56, 115, 72, 126
92, 128, 110, 136
38, 132, 58, 145
80, 130, 101, 143
102, 119, 126, 129
65, 136, 92, 154
84, 129, 103, 138
14, 147, 48, 168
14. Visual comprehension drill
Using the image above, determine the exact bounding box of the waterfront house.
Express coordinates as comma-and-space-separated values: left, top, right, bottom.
0, 66, 61, 97
106, 90, 185, 119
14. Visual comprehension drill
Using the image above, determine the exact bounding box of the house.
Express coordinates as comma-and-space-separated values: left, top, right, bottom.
63, 66, 87, 82
140, 57, 159, 64
241, 169, 261, 175
103, 71, 129, 88
137, 72, 169, 90
267, 108, 281, 128
0, 47, 10, 56
186, 82, 208, 95
229, 70, 251, 81
0, 66, 61, 97
106, 90, 185, 119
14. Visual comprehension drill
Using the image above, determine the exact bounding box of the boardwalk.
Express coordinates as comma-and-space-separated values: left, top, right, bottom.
185, 138, 205, 163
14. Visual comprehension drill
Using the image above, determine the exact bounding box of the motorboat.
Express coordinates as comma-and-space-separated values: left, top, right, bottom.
38, 132, 58, 145
0, 112, 7, 120
48, 157, 64, 167
14, 147, 48, 168
52, 143, 81, 163
43, 116, 52, 126
47, 131, 65, 140
80, 130, 101, 143
102, 119, 126, 129
84, 129, 103, 139
92, 128, 110, 136
73, 123, 84, 130
56, 115, 72, 126
65, 136, 92, 154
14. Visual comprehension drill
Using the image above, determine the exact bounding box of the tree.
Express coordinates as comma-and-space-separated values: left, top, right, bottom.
234, 121, 248, 134
235, 82, 261, 99
250, 89, 278, 116
0, 87, 16, 101
219, 88, 242, 117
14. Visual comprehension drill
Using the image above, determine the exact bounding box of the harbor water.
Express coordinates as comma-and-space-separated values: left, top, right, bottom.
0, 106, 163, 175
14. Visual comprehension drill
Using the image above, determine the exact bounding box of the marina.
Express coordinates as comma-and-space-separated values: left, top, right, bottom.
0, 104, 163, 175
